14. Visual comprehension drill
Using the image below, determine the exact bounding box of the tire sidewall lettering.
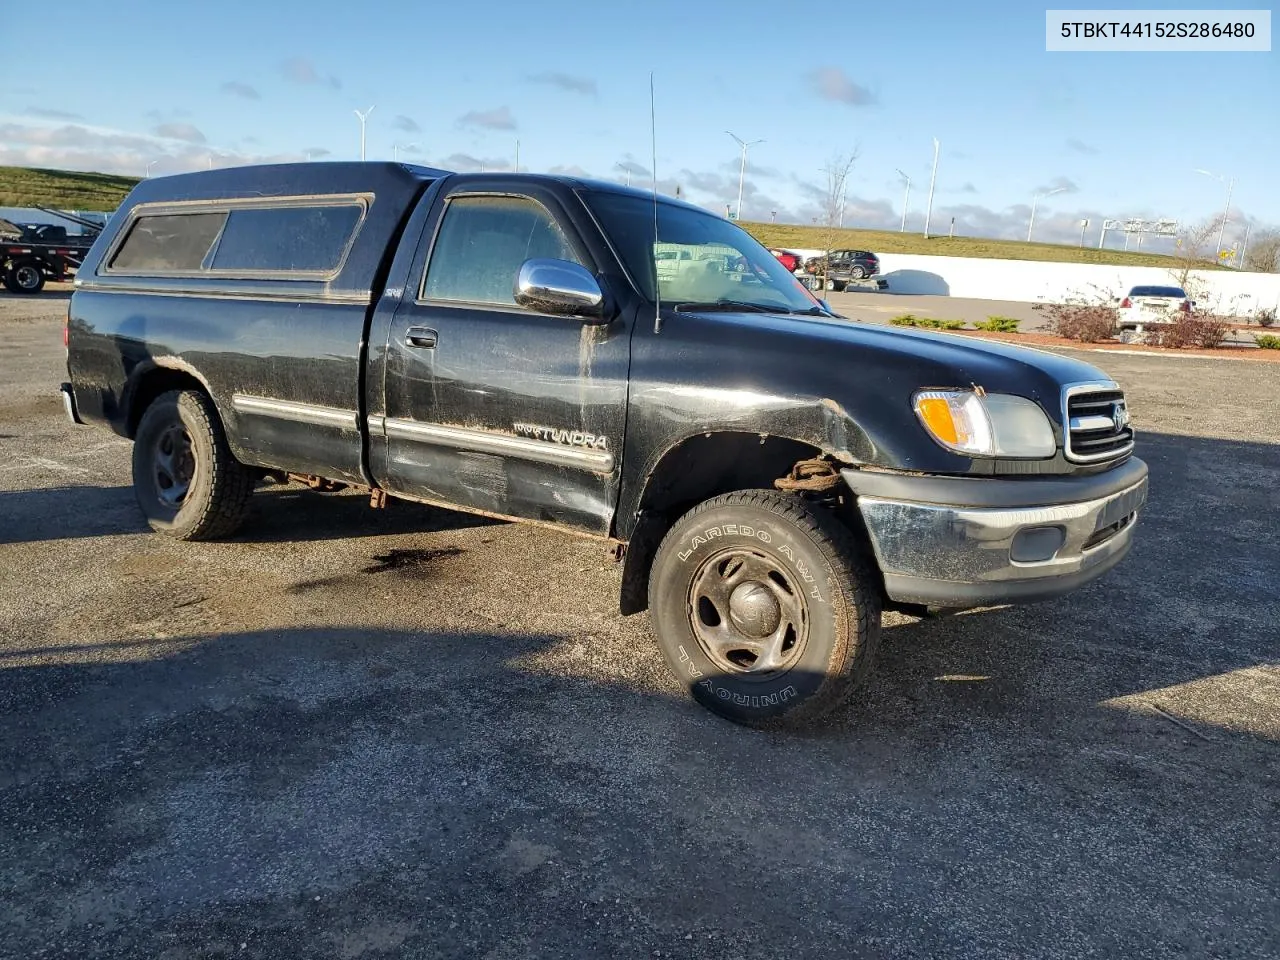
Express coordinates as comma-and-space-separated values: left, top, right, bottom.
676, 520, 830, 606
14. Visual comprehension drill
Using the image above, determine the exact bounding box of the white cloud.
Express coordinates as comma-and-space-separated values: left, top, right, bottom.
457, 107, 517, 131
808, 68, 876, 106
1035, 176, 1080, 195
528, 72, 597, 96
0, 120, 301, 179
153, 123, 207, 144
281, 58, 341, 90
220, 81, 261, 101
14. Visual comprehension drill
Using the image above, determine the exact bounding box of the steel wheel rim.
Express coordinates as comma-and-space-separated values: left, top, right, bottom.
153, 423, 196, 507
687, 546, 809, 680
14, 266, 39, 290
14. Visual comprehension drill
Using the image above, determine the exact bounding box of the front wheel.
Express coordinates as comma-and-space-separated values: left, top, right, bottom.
132, 389, 255, 540
648, 490, 881, 726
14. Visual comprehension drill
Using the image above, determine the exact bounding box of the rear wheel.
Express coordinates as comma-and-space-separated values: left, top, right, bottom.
132, 389, 255, 540
7, 261, 45, 294
849, 265, 867, 281
648, 490, 881, 726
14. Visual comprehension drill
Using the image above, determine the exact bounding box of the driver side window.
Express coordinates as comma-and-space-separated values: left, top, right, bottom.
422, 195, 582, 305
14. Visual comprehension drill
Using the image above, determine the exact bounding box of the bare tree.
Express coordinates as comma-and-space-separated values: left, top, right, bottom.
813, 150, 859, 289
1242, 227, 1280, 274
1169, 216, 1222, 295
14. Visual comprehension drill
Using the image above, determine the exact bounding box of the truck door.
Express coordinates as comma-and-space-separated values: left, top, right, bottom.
374, 183, 631, 536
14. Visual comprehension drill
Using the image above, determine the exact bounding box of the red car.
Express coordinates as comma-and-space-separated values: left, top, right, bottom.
767, 248, 803, 273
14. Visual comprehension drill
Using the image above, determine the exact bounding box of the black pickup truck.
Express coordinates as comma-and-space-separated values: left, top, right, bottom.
62, 162, 1148, 726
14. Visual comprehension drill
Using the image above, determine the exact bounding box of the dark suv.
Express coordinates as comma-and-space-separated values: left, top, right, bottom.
805, 249, 880, 291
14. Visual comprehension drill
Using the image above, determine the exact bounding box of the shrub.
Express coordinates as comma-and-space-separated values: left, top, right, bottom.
974, 315, 1021, 333
1147, 314, 1232, 350
1041, 302, 1117, 342
888, 315, 966, 330
1255, 334, 1280, 349
1257, 308, 1276, 328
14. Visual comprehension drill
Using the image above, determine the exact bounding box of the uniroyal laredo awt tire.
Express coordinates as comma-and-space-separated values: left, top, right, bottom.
132, 389, 254, 540
648, 490, 881, 727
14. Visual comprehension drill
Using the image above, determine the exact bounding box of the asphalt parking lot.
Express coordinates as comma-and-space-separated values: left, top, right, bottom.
2, 291, 1278, 959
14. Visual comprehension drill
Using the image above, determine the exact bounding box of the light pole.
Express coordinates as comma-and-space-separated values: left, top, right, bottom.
514, 139, 520, 173
1194, 168, 1235, 260
726, 131, 763, 221
145, 159, 158, 178
353, 105, 376, 161
922, 138, 940, 238
393, 142, 417, 162
895, 168, 911, 233
1027, 186, 1066, 242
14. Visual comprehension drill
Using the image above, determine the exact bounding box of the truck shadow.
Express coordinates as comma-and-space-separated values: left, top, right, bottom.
243, 486, 504, 543
0, 484, 502, 545
2, 614, 1275, 957
0, 290, 72, 302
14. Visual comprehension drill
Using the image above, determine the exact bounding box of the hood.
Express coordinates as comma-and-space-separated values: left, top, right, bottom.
692, 309, 1108, 400
650, 309, 1119, 475
817, 315, 1102, 386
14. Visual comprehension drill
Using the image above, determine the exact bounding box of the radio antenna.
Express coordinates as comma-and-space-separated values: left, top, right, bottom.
650, 72, 662, 334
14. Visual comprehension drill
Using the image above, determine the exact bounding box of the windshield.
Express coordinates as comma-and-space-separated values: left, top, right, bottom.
583, 191, 825, 315
1128, 285, 1186, 298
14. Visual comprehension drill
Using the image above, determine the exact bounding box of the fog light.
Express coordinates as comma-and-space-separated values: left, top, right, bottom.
1010, 526, 1066, 563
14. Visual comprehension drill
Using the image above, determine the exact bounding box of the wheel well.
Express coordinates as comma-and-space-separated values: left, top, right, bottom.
126, 369, 208, 438
618, 432, 877, 616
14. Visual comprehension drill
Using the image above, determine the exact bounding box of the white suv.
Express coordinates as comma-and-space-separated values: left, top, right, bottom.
1116, 284, 1192, 339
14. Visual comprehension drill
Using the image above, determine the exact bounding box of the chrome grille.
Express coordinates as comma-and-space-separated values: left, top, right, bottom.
1064, 385, 1135, 463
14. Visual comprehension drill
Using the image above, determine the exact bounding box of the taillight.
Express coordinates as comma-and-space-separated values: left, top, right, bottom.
1120, 297, 1132, 308
1180, 300, 1191, 313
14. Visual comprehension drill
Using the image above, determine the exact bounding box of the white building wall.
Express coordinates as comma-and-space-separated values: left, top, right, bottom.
784, 248, 1280, 317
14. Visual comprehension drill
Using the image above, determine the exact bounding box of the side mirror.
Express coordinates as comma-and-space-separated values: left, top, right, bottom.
514, 258, 607, 322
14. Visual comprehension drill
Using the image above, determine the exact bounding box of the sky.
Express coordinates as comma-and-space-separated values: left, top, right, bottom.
3, 0, 1276, 250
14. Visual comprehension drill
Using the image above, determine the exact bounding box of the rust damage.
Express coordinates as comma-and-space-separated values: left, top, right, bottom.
774, 457, 841, 493
282, 472, 390, 509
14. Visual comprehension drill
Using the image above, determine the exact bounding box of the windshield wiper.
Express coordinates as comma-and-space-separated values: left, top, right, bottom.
673, 299, 792, 314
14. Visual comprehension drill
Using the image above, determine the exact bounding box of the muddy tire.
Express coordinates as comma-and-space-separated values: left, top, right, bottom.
648, 490, 881, 727
132, 389, 254, 540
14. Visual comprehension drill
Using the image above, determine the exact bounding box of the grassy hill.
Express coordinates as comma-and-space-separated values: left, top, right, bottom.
0, 165, 1213, 271
0, 166, 140, 211
738, 221, 1211, 269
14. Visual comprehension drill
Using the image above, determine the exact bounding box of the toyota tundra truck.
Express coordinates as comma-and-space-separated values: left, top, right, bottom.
61, 162, 1148, 726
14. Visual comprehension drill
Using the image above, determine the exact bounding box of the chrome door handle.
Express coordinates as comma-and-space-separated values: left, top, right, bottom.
405, 327, 438, 348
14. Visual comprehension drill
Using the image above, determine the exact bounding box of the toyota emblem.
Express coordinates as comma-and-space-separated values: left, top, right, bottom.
1112, 402, 1130, 432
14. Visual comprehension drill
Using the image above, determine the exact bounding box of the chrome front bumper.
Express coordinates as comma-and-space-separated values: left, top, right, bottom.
842, 459, 1148, 608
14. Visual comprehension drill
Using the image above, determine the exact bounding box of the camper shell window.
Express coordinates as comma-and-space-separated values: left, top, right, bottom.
105, 195, 369, 279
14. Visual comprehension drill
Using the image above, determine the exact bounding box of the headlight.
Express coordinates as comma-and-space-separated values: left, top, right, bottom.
913, 390, 1057, 458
